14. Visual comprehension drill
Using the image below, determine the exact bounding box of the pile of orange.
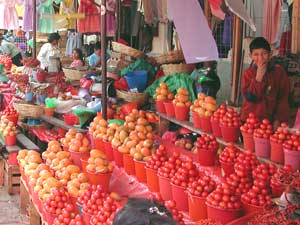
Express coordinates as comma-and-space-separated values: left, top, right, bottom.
173, 88, 192, 107
154, 82, 174, 101
190, 93, 217, 117
86, 149, 113, 174
61, 129, 90, 153
89, 115, 108, 140
102, 123, 120, 143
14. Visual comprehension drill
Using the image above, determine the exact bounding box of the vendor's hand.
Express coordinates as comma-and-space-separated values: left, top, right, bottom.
256, 62, 267, 82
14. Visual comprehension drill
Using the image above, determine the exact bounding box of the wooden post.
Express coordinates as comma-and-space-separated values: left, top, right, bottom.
101, 0, 107, 120
115, 0, 121, 41
292, 0, 300, 53
33, 0, 37, 58
230, 15, 243, 104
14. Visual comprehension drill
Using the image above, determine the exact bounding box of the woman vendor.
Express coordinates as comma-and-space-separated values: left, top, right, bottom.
241, 37, 290, 129
37, 33, 61, 70
0, 35, 23, 66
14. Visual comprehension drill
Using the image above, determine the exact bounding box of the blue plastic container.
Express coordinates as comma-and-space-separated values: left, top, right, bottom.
125, 70, 148, 92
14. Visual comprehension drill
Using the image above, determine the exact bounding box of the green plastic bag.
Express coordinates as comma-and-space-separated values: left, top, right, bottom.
108, 119, 125, 126
45, 98, 57, 108
145, 73, 197, 101
120, 58, 156, 80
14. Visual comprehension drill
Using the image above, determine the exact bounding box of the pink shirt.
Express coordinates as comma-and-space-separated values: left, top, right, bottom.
70, 59, 84, 68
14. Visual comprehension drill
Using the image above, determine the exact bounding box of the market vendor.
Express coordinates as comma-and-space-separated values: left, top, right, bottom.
37, 33, 61, 70
88, 42, 109, 68
70, 48, 85, 68
0, 35, 23, 66
241, 37, 290, 128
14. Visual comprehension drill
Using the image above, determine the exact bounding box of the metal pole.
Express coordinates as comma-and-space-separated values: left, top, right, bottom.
33, 0, 37, 58
101, 0, 107, 120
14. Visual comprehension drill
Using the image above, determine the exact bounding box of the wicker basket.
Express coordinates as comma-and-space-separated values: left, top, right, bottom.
162, 63, 194, 75
154, 50, 185, 65
60, 57, 73, 66
116, 89, 148, 104
63, 67, 91, 81
13, 101, 44, 118
112, 42, 145, 59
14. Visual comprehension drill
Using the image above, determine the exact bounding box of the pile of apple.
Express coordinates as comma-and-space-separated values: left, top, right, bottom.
54, 214, 85, 225
219, 143, 241, 164
173, 88, 192, 108
195, 134, 219, 151
43, 188, 72, 216
253, 119, 273, 139
240, 113, 260, 135
190, 93, 217, 118
86, 149, 113, 174
211, 104, 227, 124
111, 126, 130, 149
234, 151, 259, 178
89, 115, 108, 140
0, 116, 17, 137
154, 82, 174, 101
164, 200, 185, 225
66, 171, 89, 199
283, 132, 300, 151
206, 183, 242, 210
157, 152, 182, 179
225, 172, 253, 195
270, 123, 290, 144
175, 138, 193, 151
60, 129, 91, 153
188, 174, 216, 197
145, 145, 168, 171
219, 108, 241, 128
1, 106, 18, 118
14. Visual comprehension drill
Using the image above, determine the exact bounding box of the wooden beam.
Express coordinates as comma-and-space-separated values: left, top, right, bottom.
292, 0, 300, 53
33, 0, 37, 58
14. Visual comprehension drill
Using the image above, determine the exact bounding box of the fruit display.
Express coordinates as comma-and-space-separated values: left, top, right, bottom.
60, 129, 91, 152
206, 183, 242, 210
234, 151, 259, 177
211, 104, 227, 123
195, 134, 219, 151
225, 172, 252, 195
22, 57, 40, 67
0, 116, 17, 136
44, 188, 73, 215
270, 123, 290, 144
86, 149, 113, 173
219, 143, 240, 164
145, 145, 168, 170
89, 115, 108, 140
219, 108, 241, 128
0, 54, 13, 70
188, 174, 216, 197
54, 213, 85, 225
270, 166, 296, 193
175, 138, 193, 151
283, 132, 300, 151
66, 171, 89, 198
173, 87, 192, 107
240, 113, 260, 134
102, 123, 120, 143
164, 200, 185, 225
157, 152, 182, 179
1, 106, 18, 118
191, 93, 217, 118
111, 126, 130, 148
253, 119, 273, 139
154, 82, 174, 101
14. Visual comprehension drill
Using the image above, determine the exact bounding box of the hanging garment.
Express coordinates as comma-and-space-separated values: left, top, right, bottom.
0, 0, 22, 30
60, 0, 76, 29
106, 0, 116, 37
38, 0, 63, 33
279, 31, 292, 56
157, 0, 168, 23
23, 0, 34, 31
222, 12, 233, 46
15, 2, 23, 18
77, 0, 101, 33
208, 0, 225, 20
275, 2, 291, 48
65, 32, 83, 56
262, 0, 282, 44
244, 0, 263, 37
142, 0, 158, 25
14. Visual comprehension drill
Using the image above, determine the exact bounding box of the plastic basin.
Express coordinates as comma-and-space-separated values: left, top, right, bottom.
94, 138, 105, 151
211, 119, 222, 137
220, 126, 240, 143
146, 167, 159, 192
242, 132, 255, 152
69, 150, 90, 169
174, 105, 190, 121
5, 135, 16, 146
63, 113, 77, 126
113, 147, 124, 167
284, 148, 300, 171
125, 70, 148, 92
164, 101, 175, 117
86, 171, 112, 192
192, 111, 201, 129
254, 137, 270, 158
103, 140, 114, 161
171, 183, 188, 211
123, 154, 136, 175
206, 203, 243, 224
158, 176, 172, 200
134, 159, 147, 183
43, 211, 57, 225
242, 200, 263, 214
156, 100, 166, 114
80, 156, 89, 173
188, 194, 207, 221
121, 102, 139, 115
198, 148, 217, 166
200, 116, 212, 133
270, 141, 284, 164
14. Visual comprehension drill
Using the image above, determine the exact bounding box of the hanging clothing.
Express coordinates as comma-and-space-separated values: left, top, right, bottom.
208, 0, 225, 20
23, 0, 34, 31
222, 12, 233, 46
0, 0, 22, 30
38, 0, 63, 33
279, 31, 292, 56
157, 0, 168, 23
77, 0, 101, 33
59, 0, 76, 29
142, 0, 158, 26
65, 32, 83, 56
244, 0, 263, 37
106, 0, 116, 37
262, 0, 282, 44
275, 2, 291, 48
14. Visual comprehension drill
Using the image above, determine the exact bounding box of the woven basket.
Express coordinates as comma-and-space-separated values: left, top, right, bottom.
154, 50, 185, 65
116, 90, 148, 104
162, 63, 194, 75
13, 101, 44, 118
60, 57, 73, 66
112, 42, 145, 59
63, 67, 91, 81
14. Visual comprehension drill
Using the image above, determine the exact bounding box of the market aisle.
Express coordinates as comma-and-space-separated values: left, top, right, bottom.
0, 187, 28, 225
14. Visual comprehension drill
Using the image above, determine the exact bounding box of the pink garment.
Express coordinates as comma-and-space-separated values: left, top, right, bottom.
263, 0, 282, 44
77, 0, 101, 33
209, 0, 225, 20
70, 59, 84, 68
0, 0, 22, 30
106, 0, 116, 37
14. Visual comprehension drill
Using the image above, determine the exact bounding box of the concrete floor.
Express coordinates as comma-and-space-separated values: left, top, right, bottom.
0, 187, 28, 225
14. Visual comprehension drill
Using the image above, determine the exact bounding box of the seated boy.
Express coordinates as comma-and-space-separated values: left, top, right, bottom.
241, 37, 290, 128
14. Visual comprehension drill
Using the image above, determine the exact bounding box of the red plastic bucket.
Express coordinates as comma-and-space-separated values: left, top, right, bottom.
80, 156, 89, 173
103, 140, 114, 161
156, 100, 166, 114
271, 184, 284, 198
200, 116, 212, 133
192, 111, 202, 129
123, 154, 136, 175
206, 203, 243, 224
94, 138, 105, 151
6, 115, 18, 126
5, 135, 16, 146
211, 119, 222, 137
134, 160, 147, 183
242, 132, 255, 152
83, 210, 93, 225
158, 176, 172, 200
113, 147, 124, 167
121, 102, 139, 115
63, 113, 77, 126
254, 137, 270, 158
198, 148, 217, 166
174, 105, 190, 121
44, 211, 57, 225
220, 126, 240, 143
69, 150, 90, 169
171, 184, 188, 211
146, 167, 159, 192
220, 160, 234, 177
86, 171, 111, 192
284, 148, 300, 171
242, 201, 263, 214
188, 194, 207, 221
270, 141, 284, 164
164, 101, 175, 117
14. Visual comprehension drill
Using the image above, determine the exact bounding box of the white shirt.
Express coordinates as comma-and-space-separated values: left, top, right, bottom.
37, 43, 61, 69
